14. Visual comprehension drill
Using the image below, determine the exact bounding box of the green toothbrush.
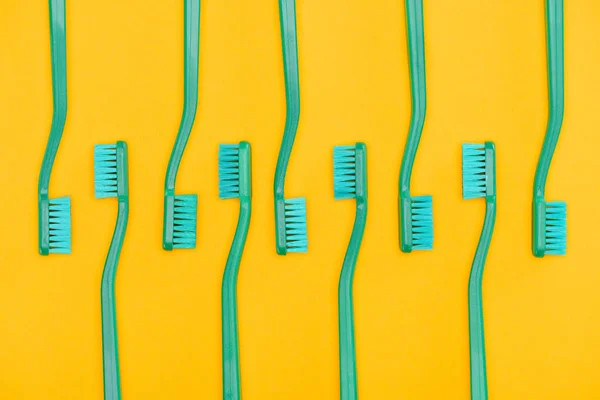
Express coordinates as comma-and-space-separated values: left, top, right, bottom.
274, 0, 308, 255
94, 142, 130, 400
218, 142, 252, 400
462, 142, 497, 400
163, 0, 200, 251
532, 0, 567, 257
333, 143, 368, 400
398, 0, 433, 253
38, 0, 71, 255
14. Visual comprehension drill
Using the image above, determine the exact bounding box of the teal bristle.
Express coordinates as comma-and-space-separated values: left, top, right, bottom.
410, 195, 433, 250
545, 201, 566, 255
462, 143, 487, 200
284, 197, 308, 253
48, 196, 71, 254
94, 144, 118, 199
218, 144, 240, 199
173, 194, 197, 249
333, 146, 357, 200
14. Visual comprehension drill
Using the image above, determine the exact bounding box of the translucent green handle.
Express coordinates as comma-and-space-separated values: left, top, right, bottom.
164, 0, 200, 191
339, 203, 367, 400
534, 0, 564, 199
101, 143, 129, 400
101, 201, 128, 400
274, 0, 301, 254
468, 200, 495, 400
38, 0, 68, 254
222, 200, 250, 400
399, 0, 426, 196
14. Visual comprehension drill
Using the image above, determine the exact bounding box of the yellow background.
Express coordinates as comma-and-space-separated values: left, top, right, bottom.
1, 0, 599, 399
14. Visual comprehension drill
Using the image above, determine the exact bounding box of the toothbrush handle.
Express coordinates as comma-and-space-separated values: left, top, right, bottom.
468, 200, 496, 400
101, 200, 129, 400
164, 0, 200, 191
339, 202, 367, 400
39, 0, 68, 195
274, 0, 300, 198
222, 200, 251, 400
399, 0, 426, 194
534, 0, 564, 198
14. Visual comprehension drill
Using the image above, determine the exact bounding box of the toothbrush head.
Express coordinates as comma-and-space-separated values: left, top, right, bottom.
281, 197, 308, 253
462, 142, 495, 201
333, 143, 367, 202
400, 194, 433, 252
94, 142, 129, 200
219, 142, 252, 200
163, 181, 197, 250
39, 196, 72, 255
533, 200, 566, 257
170, 194, 198, 249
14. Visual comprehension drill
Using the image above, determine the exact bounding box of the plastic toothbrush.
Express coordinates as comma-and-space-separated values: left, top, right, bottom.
532, 0, 567, 257
274, 0, 308, 255
163, 0, 200, 251
38, 0, 71, 255
462, 142, 497, 400
94, 142, 130, 400
398, 0, 433, 253
333, 143, 368, 400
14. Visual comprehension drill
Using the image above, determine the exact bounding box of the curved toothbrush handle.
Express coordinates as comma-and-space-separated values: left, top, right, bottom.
468, 200, 496, 400
339, 202, 367, 400
399, 0, 426, 194
101, 200, 129, 400
534, 0, 564, 198
222, 200, 251, 400
39, 0, 68, 195
274, 0, 300, 198
165, 0, 201, 192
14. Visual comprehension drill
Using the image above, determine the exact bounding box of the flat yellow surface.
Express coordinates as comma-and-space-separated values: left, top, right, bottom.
1, 1, 600, 399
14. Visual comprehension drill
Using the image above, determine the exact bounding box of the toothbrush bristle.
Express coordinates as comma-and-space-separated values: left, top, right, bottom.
411, 195, 433, 250
48, 196, 71, 254
462, 143, 487, 200
333, 146, 357, 200
284, 197, 308, 253
218, 144, 240, 199
545, 201, 566, 255
94, 144, 118, 199
172, 194, 197, 249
